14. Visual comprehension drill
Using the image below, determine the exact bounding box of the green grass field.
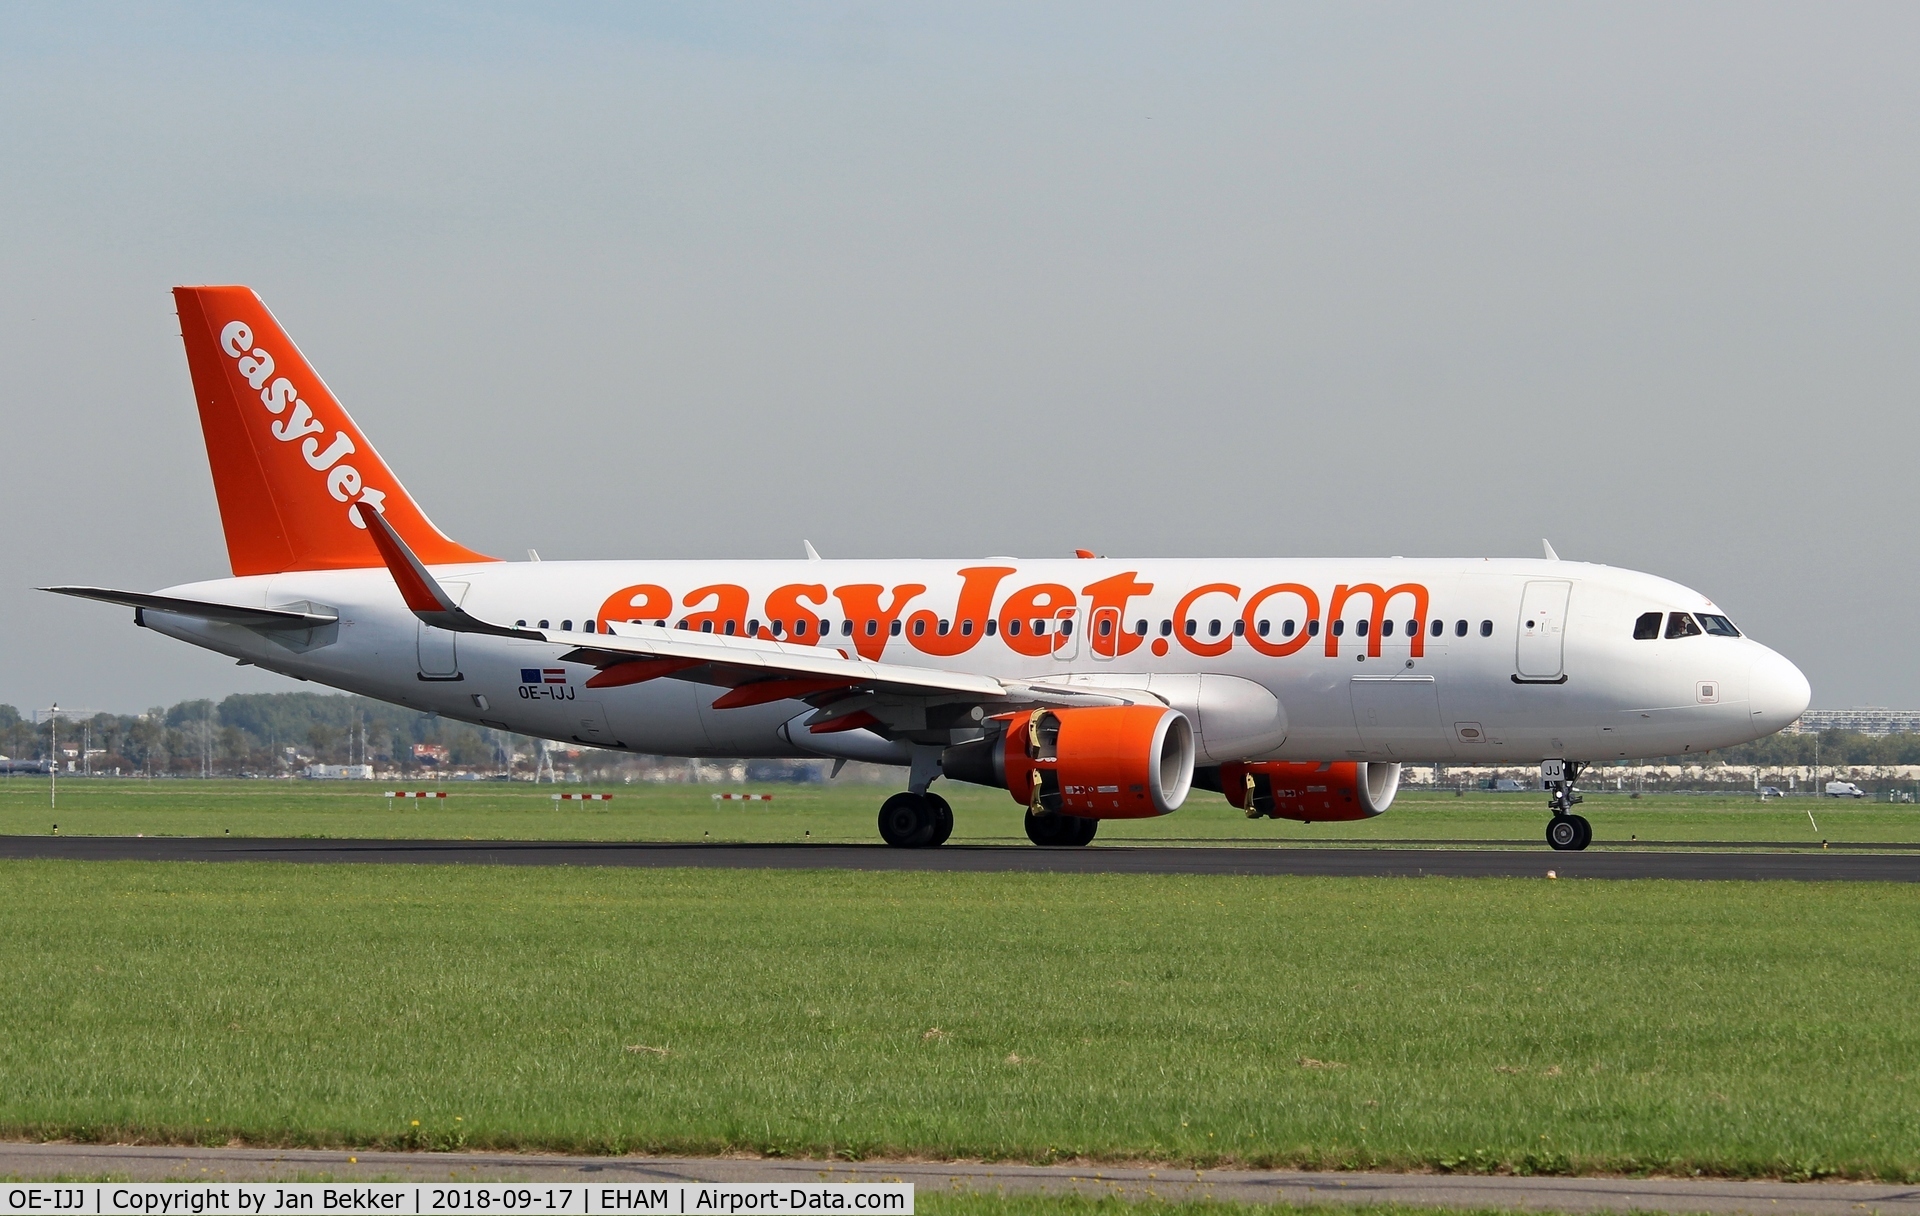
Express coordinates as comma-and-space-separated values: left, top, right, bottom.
0, 777, 1914, 848
1, 860, 1915, 1179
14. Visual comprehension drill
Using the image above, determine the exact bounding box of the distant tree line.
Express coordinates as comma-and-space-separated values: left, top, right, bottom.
0, 693, 503, 777
3, 691, 1911, 777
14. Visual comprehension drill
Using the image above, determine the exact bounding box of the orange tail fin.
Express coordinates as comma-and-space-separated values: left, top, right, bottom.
173, 285, 494, 576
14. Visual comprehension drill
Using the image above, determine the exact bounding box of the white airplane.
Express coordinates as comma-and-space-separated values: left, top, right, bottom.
46, 286, 1811, 851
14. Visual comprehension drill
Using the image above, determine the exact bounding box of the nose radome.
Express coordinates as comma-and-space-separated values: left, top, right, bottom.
1749, 646, 1812, 730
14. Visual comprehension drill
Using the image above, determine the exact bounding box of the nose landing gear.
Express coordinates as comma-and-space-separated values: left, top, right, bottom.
1544, 760, 1591, 851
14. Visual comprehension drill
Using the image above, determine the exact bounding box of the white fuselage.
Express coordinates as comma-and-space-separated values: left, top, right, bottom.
138, 556, 1810, 769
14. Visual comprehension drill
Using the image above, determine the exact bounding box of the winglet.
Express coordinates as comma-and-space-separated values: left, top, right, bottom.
1542, 539, 1560, 561
804, 540, 822, 561
354, 503, 542, 639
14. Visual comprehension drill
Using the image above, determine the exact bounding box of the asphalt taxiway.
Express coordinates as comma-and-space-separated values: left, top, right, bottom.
1, 835, 1914, 880
0, 1143, 1915, 1215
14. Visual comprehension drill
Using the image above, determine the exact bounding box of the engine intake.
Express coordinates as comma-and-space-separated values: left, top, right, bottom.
1218, 760, 1400, 822
941, 706, 1195, 818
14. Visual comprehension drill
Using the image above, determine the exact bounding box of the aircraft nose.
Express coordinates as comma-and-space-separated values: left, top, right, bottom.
1749, 645, 1811, 732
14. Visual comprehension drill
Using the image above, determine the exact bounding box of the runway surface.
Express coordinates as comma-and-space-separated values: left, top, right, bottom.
0, 1143, 1914, 1215
3, 834, 1916, 879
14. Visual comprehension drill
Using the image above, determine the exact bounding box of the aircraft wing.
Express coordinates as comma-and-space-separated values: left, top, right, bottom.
551, 622, 1007, 701
353, 504, 1149, 717
40, 586, 340, 630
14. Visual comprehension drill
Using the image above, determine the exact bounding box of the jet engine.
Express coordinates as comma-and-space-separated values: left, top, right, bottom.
1217, 760, 1400, 822
942, 706, 1195, 818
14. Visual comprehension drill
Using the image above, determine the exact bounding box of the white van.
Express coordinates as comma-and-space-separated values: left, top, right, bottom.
1824, 781, 1867, 799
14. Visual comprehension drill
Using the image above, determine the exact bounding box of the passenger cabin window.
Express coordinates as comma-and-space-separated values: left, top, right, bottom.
1184, 620, 1197, 637
913, 619, 926, 636
1355, 619, 1367, 637
748, 619, 760, 636
889, 620, 902, 636
1098, 618, 1113, 637
1698, 613, 1742, 637
1633, 611, 1662, 640
701, 621, 714, 633
1282, 620, 1296, 637
841, 620, 854, 636
938, 619, 950, 635
561, 620, 572, 631
1406, 619, 1418, 637
724, 620, 736, 635
1233, 619, 1246, 637
1455, 620, 1467, 637
1258, 620, 1272, 637
1479, 620, 1492, 637
1380, 620, 1393, 637
516, 619, 527, 627
1059, 619, 1072, 635
961, 620, 975, 636
1332, 620, 1345, 637
1666, 612, 1703, 639
585, 620, 597, 633
1007, 619, 1022, 636
1134, 620, 1148, 635
1207, 619, 1221, 637
1160, 620, 1173, 637
1430, 619, 1443, 637
1308, 620, 1320, 636
985, 619, 997, 636
538, 619, 550, 629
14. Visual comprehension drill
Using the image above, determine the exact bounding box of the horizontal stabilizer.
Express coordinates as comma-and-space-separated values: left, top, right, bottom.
40, 586, 338, 629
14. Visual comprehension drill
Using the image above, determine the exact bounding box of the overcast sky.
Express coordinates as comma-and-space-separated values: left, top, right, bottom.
3, 3, 1916, 715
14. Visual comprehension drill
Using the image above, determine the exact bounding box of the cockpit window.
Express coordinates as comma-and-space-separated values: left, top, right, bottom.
1633, 611, 1662, 640
1665, 612, 1703, 639
1697, 613, 1741, 637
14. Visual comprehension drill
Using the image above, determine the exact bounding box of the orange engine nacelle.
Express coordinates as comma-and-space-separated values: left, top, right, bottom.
943, 706, 1195, 818
1220, 760, 1401, 822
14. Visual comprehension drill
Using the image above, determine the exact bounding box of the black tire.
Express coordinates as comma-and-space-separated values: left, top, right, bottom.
1026, 810, 1099, 847
1024, 809, 1066, 846
879, 793, 934, 848
1570, 814, 1592, 851
1546, 815, 1581, 851
925, 792, 954, 847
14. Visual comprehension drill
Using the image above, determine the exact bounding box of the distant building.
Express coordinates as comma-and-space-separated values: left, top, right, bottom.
1788, 708, 1920, 736
303, 763, 374, 780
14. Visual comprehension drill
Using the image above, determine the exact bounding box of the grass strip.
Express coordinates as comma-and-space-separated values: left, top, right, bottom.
0, 861, 1914, 1180
3, 780, 1914, 847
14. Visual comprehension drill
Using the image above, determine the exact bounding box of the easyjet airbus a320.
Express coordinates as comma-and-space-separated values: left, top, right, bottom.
47, 287, 1811, 850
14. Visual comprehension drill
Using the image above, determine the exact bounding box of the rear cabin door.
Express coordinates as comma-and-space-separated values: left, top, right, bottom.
1515, 580, 1572, 681
415, 581, 468, 680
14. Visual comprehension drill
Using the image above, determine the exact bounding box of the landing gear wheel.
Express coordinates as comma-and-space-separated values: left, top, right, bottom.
1025, 810, 1099, 847
879, 792, 935, 848
1546, 814, 1590, 851
924, 793, 954, 847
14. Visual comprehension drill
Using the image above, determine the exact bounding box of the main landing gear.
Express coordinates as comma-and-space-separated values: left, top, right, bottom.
1545, 760, 1591, 851
878, 791, 953, 848
1024, 809, 1098, 847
